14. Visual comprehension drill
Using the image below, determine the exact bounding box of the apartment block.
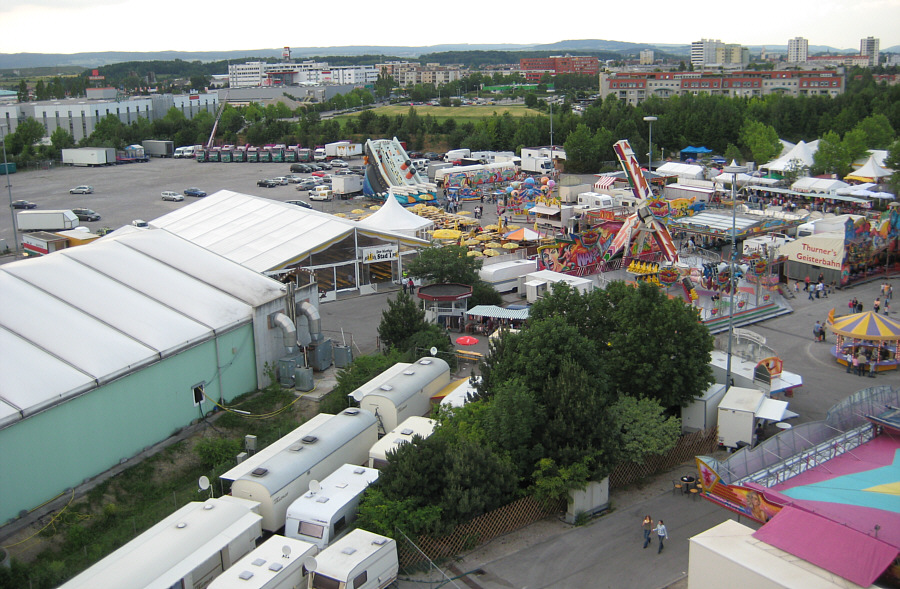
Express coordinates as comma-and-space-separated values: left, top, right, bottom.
519, 56, 599, 81
787, 37, 808, 64
860, 37, 880, 66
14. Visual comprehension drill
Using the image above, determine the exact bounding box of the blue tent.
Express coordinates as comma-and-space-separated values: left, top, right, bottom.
680, 146, 713, 159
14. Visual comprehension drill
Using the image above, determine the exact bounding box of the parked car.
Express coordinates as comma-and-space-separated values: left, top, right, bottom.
307, 163, 322, 172
285, 199, 312, 209
257, 179, 278, 188
285, 174, 304, 183
161, 191, 184, 201
72, 208, 100, 221
271, 176, 290, 185
349, 165, 366, 174
290, 163, 313, 173
311, 171, 327, 178
318, 161, 332, 170
309, 187, 333, 201
425, 152, 442, 161
329, 159, 348, 168
69, 185, 94, 194
183, 187, 207, 197
11, 200, 36, 209
132, 219, 149, 228
296, 179, 320, 191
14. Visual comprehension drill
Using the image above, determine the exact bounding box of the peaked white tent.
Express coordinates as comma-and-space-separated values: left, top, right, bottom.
356, 189, 434, 239
845, 154, 893, 183
761, 140, 819, 173
791, 177, 849, 194
655, 162, 705, 180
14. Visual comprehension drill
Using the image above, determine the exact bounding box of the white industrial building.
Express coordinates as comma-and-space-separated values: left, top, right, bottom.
227, 60, 378, 88
0, 228, 316, 525
150, 191, 430, 299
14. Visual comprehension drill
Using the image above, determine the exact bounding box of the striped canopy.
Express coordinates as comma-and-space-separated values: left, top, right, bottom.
829, 311, 900, 341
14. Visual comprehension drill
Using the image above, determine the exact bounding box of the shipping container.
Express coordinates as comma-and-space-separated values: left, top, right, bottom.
142, 140, 175, 158
17, 210, 79, 231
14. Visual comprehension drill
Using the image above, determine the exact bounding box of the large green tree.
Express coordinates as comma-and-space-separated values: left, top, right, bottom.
377, 292, 429, 351
739, 119, 780, 165
813, 130, 851, 176
405, 245, 481, 285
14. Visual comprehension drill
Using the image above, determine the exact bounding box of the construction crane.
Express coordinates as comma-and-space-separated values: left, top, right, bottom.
206, 90, 229, 149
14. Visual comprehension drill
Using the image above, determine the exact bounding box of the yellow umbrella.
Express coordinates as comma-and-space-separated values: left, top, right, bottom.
457, 211, 473, 216
486, 241, 503, 249
351, 209, 366, 214
483, 249, 500, 256
433, 229, 463, 239
506, 224, 521, 230
369, 205, 381, 210
334, 213, 347, 218
502, 242, 520, 249
458, 218, 479, 226
476, 234, 494, 241
467, 250, 484, 257
484, 224, 499, 231
463, 238, 481, 246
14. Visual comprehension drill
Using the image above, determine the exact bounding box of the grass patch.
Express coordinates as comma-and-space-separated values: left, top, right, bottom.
338, 104, 545, 123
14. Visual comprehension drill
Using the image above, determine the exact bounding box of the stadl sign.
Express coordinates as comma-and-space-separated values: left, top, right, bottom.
361, 245, 398, 264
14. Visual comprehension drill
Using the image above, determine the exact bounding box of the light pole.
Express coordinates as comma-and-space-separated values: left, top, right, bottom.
643, 116, 657, 170
1, 124, 20, 255
724, 160, 746, 390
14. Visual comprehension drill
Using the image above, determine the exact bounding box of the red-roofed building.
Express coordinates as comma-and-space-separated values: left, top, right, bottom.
520, 56, 599, 81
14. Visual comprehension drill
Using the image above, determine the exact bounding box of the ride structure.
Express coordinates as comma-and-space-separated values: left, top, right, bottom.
602, 140, 679, 265
363, 137, 437, 205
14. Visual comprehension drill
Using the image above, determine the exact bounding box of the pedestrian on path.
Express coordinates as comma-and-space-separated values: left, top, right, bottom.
852, 353, 859, 375
808, 286, 815, 301
813, 321, 822, 342
804, 275, 810, 291
846, 350, 854, 373
869, 356, 878, 378
857, 350, 867, 377
642, 515, 653, 549
655, 520, 668, 554
874, 297, 881, 314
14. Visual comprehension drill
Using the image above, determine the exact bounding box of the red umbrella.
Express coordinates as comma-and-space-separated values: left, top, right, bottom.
456, 336, 478, 346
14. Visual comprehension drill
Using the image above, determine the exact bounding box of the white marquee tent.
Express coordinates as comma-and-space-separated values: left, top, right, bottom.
761, 140, 819, 173
356, 189, 434, 239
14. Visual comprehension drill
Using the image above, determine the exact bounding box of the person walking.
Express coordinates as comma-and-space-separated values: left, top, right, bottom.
857, 350, 867, 377
869, 354, 878, 378
874, 297, 881, 314
407, 278, 415, 294
852, 352, 859, 375
846, 350, 854, 373
642, 515, 653, 549
813, 321, 822, 342
808, 285, 815, 301
655, 520, 668, 554
804, 275, 810, 291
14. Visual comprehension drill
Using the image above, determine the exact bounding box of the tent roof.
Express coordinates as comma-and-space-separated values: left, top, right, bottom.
761, 140, 819, 172
0, 229, 286, 430
790, 177, 849, 193
655, 162, 705, 179
356, 189, 434, 234
150, 190, 428, 272
844, 154, 893, 182
466, 305, 529, 320
680, 146, 712, 154
503, 227, 542, 241
829, 311, 900, 341
753, 506, 898, 587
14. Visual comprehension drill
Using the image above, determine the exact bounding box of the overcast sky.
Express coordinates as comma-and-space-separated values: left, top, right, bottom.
1, 0, 897, 55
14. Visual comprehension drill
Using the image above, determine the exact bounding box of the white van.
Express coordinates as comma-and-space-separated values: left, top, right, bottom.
311, 530, 398, 589
314, 147, 327, 162
309, 186, 333, 201
285, 464, 379, 550
174, 146, 195, 158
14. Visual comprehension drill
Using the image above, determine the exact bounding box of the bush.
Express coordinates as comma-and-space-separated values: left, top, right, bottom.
193, 438, 242, 470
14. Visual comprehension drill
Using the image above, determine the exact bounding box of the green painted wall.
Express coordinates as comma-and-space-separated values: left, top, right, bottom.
0, 325, 257, 524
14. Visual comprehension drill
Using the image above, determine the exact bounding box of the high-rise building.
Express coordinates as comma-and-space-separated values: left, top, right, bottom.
691, 39, 722, 68
787, 37, 808, 63
860, 37, 880, 66
640, 49, 655, 65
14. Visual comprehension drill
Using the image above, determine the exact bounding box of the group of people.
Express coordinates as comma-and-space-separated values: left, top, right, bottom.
813, 320, 827, 342
641, 515, 668, 554
846, 347, 879, 378
802, 273, 832, 301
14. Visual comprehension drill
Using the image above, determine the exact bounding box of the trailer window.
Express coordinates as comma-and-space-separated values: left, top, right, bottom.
333, 516, 347, 536
312, 574, 341, 589
299, 521, 325, 539
352, 571, 368, 588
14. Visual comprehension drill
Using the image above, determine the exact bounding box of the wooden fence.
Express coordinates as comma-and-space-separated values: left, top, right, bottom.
398, 428, 718, 570
609, 428, 719, 489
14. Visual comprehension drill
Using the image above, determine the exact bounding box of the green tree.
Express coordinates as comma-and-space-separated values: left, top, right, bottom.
50, 127, 76, 153
841, 128, 869, 166
739, 120, 780, 164
402, 323, 458, 372
723, 143, 744, 164
813, 130, 850, 176
377, 292, 429, 351
7, 117, 45, 155
853, 113, 895, 149
608, 396, 681, 464
884, 139, 900, 196
17, 80, 28, 102
524, 93, 538, 108
563, 123, 599, 173
189, 75, 209, 91
318, 349, 404, 413
34, 80, 49, 101
405, 245, 481, 285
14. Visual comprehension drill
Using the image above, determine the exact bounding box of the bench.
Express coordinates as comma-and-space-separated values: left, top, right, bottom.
456, 350, 484, 363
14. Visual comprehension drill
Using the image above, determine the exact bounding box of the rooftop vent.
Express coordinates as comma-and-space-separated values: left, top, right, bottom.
316, 496, 330, 503
401, 428, 414, 435
251, 467, 269, 477
289, 443, 303, 452
252, 558, 267, 567
419, 359, 433, 365
336, 482, 349, 489
239, 571, 254, 581
380, 384, 393, 391
176, 522, 187, 529
372, 537, 388, 545
301, 435, 318, 444
342, 547, 357, 555
353, 467, 366, 475
343, 408, 360, 415
268, 563, 283, 572
403, 370, 415, 375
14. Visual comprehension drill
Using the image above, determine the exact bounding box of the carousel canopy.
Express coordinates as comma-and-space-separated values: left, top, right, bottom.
829, 311, 900, 341
504, 227, 542, 241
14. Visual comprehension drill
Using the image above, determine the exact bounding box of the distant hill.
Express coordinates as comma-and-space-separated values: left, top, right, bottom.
0, 40, 889, 70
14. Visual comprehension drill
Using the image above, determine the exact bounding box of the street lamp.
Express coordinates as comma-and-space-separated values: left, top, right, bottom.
643, 116, 657, 170
1, 124, 20, 256
723, 160, 746, 391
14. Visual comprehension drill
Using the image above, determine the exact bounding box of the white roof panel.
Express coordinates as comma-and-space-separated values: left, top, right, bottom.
152, 191, 427, 272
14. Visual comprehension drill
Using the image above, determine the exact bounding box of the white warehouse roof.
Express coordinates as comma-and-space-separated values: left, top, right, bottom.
0, 229, 286, 429
150, 190, 429, 273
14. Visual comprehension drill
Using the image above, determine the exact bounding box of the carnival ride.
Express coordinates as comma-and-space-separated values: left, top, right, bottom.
602, 139, 679, 265
363, 137, 437, 205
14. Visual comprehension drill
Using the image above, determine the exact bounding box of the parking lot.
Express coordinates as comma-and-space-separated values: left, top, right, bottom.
0, 156, 369, 252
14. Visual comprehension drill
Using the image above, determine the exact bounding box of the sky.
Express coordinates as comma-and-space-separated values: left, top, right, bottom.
1, 0, 898, 55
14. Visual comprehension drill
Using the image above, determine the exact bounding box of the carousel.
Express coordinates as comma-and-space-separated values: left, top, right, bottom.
828, 311, 900, 372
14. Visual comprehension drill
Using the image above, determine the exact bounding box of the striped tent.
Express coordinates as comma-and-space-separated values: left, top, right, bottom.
829, 311, 900, 341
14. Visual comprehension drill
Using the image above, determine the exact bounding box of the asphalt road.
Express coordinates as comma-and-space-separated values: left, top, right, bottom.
0, 156, 368, 251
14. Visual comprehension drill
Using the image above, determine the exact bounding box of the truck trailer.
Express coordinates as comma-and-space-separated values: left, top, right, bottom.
142, 140, 175, 158
309, 530, 398, 589
520, 155, 554, 174
62, 147, 115, 166
325, 141, 363, 159
332, 175, 363, 198
17, 210, 79, 231
219, 409, 378, 533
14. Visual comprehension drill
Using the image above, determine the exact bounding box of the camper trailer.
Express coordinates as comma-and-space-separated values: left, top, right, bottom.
220, 409, 378, 532
350, 358, 450, 435
368, 416, 437, 469
310, 530, 398, 589
59, 496, 262, 589
285, 464, 380, 550
208, 535, 318, 589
